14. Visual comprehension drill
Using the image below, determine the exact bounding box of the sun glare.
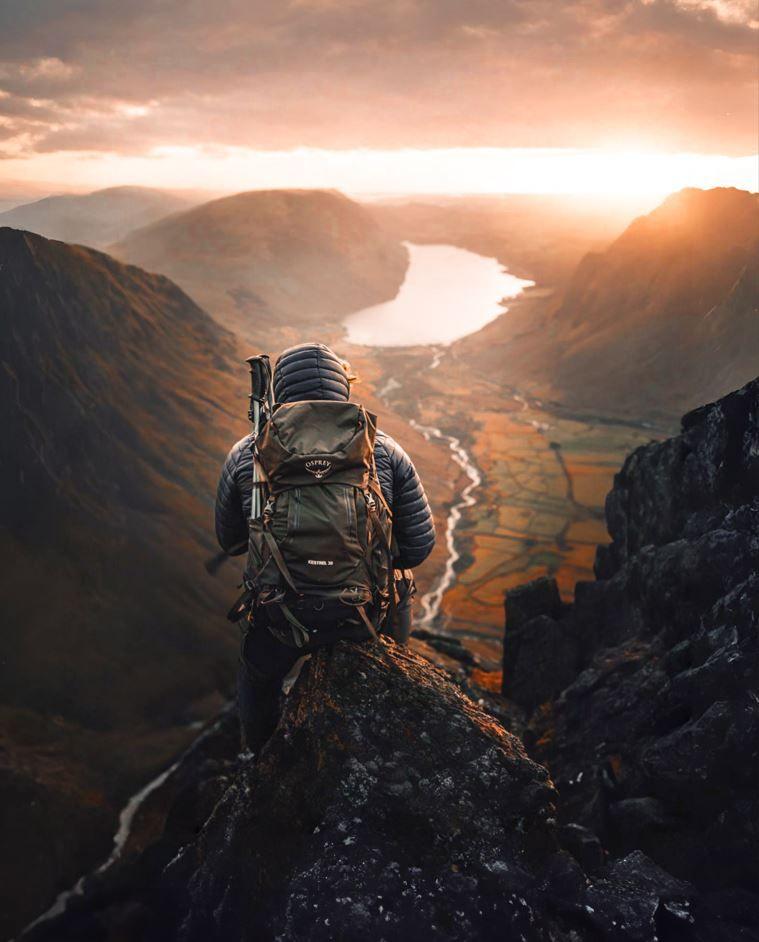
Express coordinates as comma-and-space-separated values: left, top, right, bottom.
1, 146, 756, 198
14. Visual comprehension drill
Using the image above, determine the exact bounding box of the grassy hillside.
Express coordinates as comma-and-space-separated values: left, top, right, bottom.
111, 189, 408, 340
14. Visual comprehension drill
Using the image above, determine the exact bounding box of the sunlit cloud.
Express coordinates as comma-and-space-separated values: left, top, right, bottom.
0, 0, 756, 165
115, 102, 154, 119
674, 0, 759, 27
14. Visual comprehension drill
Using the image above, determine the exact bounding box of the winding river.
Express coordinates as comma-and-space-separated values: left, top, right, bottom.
23, 720, 224, 934
410, 419, 482, 627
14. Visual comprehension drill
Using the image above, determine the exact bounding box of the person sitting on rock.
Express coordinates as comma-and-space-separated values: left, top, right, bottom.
214, 341, 436, 752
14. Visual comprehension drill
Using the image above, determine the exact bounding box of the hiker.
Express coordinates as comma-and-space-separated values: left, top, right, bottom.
215, 342, 435, 751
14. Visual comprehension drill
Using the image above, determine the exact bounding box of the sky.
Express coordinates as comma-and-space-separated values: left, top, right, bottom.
0, 0, 757, 196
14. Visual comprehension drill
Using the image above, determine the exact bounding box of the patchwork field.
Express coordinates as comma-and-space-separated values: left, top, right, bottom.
354, 340, 660, 665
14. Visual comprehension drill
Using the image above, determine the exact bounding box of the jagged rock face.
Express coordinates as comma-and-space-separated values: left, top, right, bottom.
505, 379, 759, 909
26, 640, 716, 942
155, 640, 561, 941
501, 577, 577, 708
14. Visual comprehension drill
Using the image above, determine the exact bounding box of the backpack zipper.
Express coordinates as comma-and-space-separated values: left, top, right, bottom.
343, 486, 355, 538
291, 488, 301, 531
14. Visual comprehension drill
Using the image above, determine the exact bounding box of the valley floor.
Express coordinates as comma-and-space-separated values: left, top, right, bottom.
339, 333, 661, 665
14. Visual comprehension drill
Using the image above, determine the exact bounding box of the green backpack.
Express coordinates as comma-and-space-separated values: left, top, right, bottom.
246, 399, 395, 647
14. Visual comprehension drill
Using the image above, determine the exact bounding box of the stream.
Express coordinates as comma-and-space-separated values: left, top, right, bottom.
410, 419, 482, 628
22, 718, 226, 934
375, 349, 483, 631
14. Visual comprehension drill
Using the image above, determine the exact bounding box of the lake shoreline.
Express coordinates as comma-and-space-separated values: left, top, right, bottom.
343, 242, 533, 347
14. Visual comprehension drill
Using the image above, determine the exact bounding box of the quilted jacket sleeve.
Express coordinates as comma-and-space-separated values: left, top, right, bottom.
214, 434, 253, 555
374, 431, 435, 569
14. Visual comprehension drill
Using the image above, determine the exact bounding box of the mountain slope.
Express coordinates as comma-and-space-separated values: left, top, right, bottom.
111, 188, 409, 338
0, 228, 246, 937
450, 188, 758, 428
552, 187, 759, 420
0, 186, 192, 248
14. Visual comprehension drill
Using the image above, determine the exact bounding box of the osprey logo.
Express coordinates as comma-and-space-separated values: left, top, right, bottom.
305, 458, 333, 479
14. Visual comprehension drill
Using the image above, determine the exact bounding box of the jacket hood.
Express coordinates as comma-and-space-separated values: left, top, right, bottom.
273, 343, 351, 404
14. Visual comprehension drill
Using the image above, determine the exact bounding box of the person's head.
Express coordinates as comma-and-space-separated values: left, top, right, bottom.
273, 343, 355, 404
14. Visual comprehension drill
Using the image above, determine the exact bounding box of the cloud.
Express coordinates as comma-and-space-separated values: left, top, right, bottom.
17, 56, 77, 81
0, 0, 755, 161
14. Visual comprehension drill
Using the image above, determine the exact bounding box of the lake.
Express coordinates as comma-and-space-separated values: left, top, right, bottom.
344, 242, 534, 346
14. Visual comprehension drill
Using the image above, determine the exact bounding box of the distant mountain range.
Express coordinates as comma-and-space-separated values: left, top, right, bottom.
0, 186, 194, 248
0, 227, 245, 936
111, 188, 409, 338
366, 193, 645, 288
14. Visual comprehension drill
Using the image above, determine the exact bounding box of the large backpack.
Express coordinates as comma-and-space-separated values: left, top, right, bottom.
245, 399, 395, 647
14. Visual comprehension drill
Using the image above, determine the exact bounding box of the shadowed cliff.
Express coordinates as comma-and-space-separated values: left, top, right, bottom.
503, 376, 759, 933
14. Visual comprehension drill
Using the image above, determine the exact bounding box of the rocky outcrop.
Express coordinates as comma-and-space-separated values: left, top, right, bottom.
22, 638, 714, 942
23, 640, 559, 941
503, 377, 759, 928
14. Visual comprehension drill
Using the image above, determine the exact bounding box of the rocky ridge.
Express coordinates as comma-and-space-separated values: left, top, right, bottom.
23, 640, 709, 942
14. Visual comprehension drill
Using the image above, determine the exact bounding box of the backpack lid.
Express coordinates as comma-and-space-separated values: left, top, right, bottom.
256, 400, 378, 493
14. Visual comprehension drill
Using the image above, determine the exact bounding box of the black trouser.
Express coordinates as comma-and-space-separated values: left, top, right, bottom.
237, 577, 415, 752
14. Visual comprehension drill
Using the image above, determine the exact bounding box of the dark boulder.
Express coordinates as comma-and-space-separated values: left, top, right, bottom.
502, 576, 578, 708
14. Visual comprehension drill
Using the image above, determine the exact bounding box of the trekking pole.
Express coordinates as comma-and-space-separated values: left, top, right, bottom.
246, 354, 272, 522
204, 354, 272, 575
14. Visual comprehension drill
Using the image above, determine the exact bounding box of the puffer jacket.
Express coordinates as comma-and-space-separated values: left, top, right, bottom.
215, 343, 435, 569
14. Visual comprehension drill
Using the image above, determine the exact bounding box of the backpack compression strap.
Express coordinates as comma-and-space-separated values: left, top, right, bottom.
261, 526, 302, 597
365, 492, 398, 632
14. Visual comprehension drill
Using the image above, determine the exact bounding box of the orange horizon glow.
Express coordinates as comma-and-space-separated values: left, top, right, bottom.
1, 146, 756, 203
